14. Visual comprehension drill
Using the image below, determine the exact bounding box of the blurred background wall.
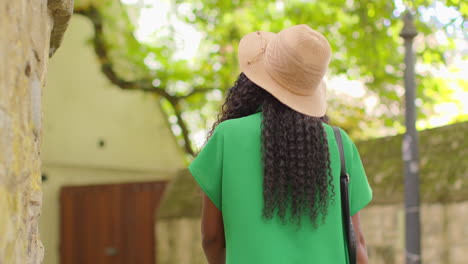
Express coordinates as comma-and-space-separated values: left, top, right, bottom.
157, 121, 468, 264
40, 15, 185, 264
0, 0, 72, 263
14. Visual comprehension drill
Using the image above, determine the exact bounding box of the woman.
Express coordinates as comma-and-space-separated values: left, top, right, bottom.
189, 25, 372, 264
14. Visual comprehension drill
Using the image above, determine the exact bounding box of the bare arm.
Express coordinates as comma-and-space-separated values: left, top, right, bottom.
201, 194, 226, 264
352, 212, 369, 264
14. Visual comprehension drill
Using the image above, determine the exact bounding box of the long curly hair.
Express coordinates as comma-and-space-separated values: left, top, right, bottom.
208, 73, 335, 226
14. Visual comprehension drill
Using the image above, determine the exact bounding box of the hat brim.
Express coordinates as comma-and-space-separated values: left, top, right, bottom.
238, 31, 327, 117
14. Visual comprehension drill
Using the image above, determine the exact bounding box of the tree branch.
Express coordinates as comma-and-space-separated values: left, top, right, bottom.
75, 6, 174, 99
179, 87, 215, 99
75, 5, 197, 156
172, 101, 195, 156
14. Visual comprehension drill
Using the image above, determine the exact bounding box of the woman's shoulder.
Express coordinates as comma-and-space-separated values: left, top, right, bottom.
216, 112, 262, 135
322, 123, 355, 145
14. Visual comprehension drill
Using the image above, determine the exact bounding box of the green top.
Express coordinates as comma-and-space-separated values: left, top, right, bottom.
189, 112, 372, 264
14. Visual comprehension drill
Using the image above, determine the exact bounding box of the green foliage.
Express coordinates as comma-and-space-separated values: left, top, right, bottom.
172, 0, 466, 138
75, 0, 467, 155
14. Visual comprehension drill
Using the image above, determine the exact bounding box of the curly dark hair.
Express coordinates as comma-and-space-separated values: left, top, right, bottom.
208, 73, 335, 226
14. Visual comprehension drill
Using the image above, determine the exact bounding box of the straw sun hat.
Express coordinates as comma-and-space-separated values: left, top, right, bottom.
238, 24, 332, 117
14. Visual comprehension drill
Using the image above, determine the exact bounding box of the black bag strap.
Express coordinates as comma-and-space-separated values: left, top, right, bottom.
334, 127, 347, 178
332, 126, 357, 264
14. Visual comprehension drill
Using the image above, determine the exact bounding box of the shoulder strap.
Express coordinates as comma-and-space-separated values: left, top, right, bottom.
333, 127, 348, 181
332, 126, 356, 264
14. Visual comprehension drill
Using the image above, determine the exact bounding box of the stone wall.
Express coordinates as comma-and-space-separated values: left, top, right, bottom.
156, 122, 468, 263
157, 170, 205, 264
356, 121, 467, 205
157, 218, 205, 264
0, 1, 72, 263
361, 202, 468, 264
157, 197, 468, 264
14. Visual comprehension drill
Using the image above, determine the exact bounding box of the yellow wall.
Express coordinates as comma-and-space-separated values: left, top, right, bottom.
41, 17, 184, 172
40, 15, 185, 264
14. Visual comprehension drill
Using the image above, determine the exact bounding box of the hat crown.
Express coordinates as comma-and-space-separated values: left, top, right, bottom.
264, 25, 331, 96
237, 24, 330, 117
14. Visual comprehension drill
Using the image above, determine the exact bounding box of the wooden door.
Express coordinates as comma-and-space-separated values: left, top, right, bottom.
60, 182, 167, 264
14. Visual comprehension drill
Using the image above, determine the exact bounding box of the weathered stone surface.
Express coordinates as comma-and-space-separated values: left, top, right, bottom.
48, 0, 74, 57
156, 202, 468, 263
156, 170, 206, 263
361, 202, 468, 264
0, 0, 73, 263
158, 122, 468, 220
357, 121, 468, 205
158, 169, 203, 219
156, 122, 468, 263
157, 218, 205, 264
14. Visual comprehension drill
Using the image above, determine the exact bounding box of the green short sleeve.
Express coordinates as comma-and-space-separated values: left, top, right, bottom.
188, 124, 224, 210
347, 141, 373, 216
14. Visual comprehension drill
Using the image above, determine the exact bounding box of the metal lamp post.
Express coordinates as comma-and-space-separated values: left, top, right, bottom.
400, 11, 422, 264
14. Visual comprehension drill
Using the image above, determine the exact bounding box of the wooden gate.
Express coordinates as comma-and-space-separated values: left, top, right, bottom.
60, 181, 167, 264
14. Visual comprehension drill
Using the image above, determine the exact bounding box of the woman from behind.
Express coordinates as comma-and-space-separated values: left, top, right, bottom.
189, 24, 372, 264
